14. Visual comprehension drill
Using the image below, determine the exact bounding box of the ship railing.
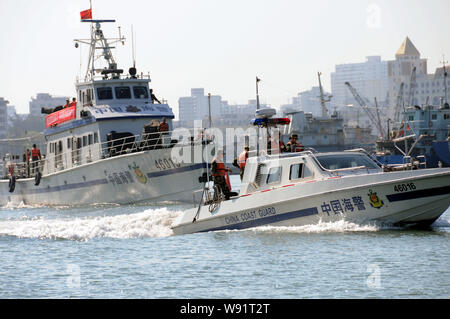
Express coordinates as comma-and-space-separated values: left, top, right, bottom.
0, 157, 45, 180
77, 73, 152, 83
100, 129, 213, 159
28, 128, 212, 176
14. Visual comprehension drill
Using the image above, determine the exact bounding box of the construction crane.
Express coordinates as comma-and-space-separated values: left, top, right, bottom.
318, 72, 332, 117
345, 81, 384, 138
374, 97, 383, 138
408, 66, 417, 106
393, 82, 405, 124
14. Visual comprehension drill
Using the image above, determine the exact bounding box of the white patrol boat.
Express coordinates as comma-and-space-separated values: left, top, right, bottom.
0, 18, 211, 206
172, 120, 450, 235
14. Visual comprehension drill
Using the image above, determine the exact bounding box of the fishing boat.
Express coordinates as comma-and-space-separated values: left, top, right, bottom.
376, 104, 450, 168
172, 112, 450, 235
0, 18, 211, 206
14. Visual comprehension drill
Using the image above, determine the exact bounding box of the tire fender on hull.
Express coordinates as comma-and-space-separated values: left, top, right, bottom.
9, 176, 16, 193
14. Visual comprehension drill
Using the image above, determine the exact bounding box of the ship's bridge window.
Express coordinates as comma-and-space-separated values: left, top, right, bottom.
133, 86, 149, 99
290, 163, 313, 180
315, 154, 379, 170
97, 87, 113, 100
266, 166, 281, 184
115, 86, 132, 99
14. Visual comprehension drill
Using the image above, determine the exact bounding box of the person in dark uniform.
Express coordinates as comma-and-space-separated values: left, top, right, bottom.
286, 134, 304, 152
150, 89, 161, 104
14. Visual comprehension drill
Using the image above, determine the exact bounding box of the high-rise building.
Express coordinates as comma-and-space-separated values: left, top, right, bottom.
178, 88, 222, 126
0, 97, 8, 138
330, 56, 389, 109
29, 93, 69, 117
387, 37, 449, 111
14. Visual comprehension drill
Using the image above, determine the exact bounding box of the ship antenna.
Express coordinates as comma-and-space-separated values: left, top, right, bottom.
132, 24, 136, 68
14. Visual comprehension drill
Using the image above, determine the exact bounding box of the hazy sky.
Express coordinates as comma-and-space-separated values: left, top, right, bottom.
1, 0, 449, 116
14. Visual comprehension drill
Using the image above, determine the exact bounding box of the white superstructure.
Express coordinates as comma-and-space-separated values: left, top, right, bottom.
0, 18, 212, 206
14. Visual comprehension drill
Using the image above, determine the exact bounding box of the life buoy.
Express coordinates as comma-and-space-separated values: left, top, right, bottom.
9, 176, 16, 193
34, 172, 42, 186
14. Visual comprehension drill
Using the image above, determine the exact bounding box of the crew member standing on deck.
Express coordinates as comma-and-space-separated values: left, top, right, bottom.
31, 144, 41, 175
23, 149, 31, 177
286, 134, 304, 152
237, 146, 249, 180
150, 89, 161, 104
211, 150, 232, 200
69, 97, 77, 108
63, 99, 70, 108
159, 117, 170, 146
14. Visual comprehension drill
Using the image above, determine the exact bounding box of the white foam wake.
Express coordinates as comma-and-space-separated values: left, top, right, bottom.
2, 201, 46, 210
0, 208, 183, 240
231, 219, 382, 234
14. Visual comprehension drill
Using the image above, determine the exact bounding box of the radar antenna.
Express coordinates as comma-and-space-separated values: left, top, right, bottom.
74, 19, 126, 81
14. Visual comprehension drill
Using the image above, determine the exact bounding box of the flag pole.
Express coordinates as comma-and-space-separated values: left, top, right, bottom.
256, 77, 261, 156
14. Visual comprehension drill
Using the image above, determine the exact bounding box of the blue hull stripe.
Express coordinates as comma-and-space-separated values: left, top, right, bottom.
146, 163, 206, 179
201, 207, 319, 233
15, 163, 205, 195
386, 185, 450, 202
25, 178, 109, 194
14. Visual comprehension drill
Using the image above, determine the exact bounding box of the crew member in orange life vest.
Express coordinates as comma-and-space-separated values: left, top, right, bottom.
159, 117, 169, 132
237, 146, 249, 180
31, 144, 42, 175
69, 97, 77, 108
159, 117, 170, 146
63, 99, 70, 108
212, 150, 232, 200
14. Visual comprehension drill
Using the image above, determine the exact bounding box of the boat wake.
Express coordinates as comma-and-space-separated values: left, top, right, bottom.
0, 208, 183, 240
2, 201, 48, 210
219, 219, 385, 234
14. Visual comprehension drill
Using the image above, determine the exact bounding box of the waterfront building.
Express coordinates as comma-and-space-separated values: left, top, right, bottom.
331, 56, 389, 109
178, 88, 222, 126
0, 97, 8, 138
387, 37, 450, 119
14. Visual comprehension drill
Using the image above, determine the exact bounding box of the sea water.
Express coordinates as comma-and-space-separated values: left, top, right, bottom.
0, 176, 449, 298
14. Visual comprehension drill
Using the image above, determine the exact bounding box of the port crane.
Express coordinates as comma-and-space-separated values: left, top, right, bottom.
393, 82, 405, 124
408, 66, 417, 107
345, 82, 384, 138
318, 72, 332, 117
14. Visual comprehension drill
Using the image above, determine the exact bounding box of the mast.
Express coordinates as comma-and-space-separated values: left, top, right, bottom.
208, 93, 212, 128
256, 77, 261, 110
442, 55, 448, 105
256, 77, 261, 156
74, 18, 125, 82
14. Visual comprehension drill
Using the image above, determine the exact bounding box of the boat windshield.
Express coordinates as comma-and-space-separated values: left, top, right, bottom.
315, 154, 379, 170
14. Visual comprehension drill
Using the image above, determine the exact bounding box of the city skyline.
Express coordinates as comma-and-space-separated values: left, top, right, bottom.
1, 0, 449, 116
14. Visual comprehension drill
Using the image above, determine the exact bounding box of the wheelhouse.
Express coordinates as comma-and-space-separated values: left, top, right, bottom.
240, 151, 382, 195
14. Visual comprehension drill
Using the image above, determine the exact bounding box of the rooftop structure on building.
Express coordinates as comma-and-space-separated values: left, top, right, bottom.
387, 36, 448, 114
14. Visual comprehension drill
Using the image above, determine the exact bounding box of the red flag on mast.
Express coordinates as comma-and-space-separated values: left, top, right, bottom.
80, 9, 92, 20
